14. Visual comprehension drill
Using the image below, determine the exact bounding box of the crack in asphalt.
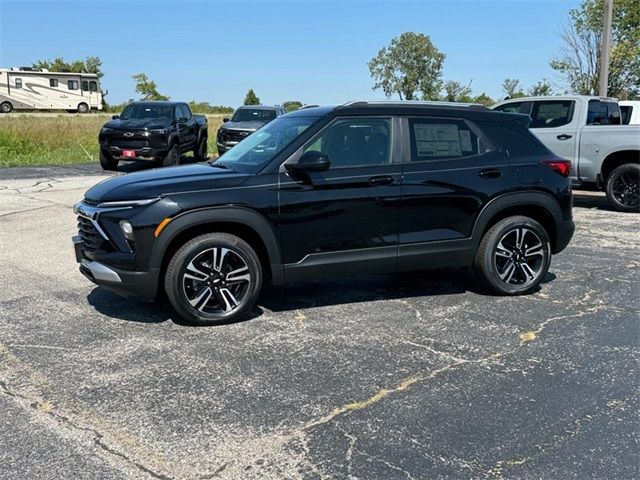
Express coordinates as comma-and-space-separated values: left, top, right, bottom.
0, 379, 172, 480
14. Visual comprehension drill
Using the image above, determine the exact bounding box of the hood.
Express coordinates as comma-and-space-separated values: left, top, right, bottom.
85, 164, 249, 203
103, 118, 173, 130
220, 120, 264, 131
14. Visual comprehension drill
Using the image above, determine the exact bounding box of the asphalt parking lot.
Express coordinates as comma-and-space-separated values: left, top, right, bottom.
1, 163, 638, 480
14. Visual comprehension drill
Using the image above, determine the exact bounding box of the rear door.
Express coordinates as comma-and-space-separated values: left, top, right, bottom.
525, 99, 578, 168
398, 115, 516, 271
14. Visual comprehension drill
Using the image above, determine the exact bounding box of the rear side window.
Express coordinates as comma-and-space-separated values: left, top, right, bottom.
49, 78, 58, 87
67, 80, 79, 90
621, 105, 633, 125
493, 102, 527, 114
529, 100, 574, 128
587, 100, 621, 125
15, 78, 22, 89
408, 117, 491, 162
480, 122, 550, 157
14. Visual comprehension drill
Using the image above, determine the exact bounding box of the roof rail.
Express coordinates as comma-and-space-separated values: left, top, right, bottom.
337, 100, 488, 110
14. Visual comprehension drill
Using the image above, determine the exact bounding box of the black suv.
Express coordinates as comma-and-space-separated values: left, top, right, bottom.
73, 102, 574, 325
216, 105, 285, 154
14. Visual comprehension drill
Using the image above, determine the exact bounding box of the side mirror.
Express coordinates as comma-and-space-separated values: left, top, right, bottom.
177, 116, 188, 123
112, 115, 119, 120
223, 118, 229, 123
285, 150, 330, 175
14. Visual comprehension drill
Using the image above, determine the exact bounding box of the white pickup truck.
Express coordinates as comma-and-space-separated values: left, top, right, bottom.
493, 96, 640, 212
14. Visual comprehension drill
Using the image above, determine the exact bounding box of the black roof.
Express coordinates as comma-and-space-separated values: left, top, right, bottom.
236, 105, 282, 110
286, 101, 522, 123
129, 101, 185, 106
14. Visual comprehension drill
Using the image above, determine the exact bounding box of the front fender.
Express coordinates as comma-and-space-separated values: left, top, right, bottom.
149, 206, 284, 284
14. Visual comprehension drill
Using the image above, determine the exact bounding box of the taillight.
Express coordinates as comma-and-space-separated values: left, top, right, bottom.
541, 159, 572, 177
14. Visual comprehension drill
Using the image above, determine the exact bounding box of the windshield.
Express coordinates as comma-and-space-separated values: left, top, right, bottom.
214, 116, 320, 173
120, 104, 174, 120
231, 108, 277, 123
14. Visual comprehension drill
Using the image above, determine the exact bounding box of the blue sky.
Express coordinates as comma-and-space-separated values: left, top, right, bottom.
0, 0, 581, 106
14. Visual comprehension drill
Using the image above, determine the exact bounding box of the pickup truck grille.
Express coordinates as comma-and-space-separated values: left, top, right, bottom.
105, 139, 148, 149
219, 129, 252, 142
77, 216, 111, 252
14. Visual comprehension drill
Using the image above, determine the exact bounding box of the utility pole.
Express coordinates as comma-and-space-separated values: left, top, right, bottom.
599, 0, 613, 97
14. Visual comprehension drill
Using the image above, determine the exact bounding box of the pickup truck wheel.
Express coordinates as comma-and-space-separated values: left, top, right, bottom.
194, 136, 208, 161
163, 145, 180, 167
99, 150, 118, 171
0, 101, 12, 113
474, 216, 551, 295
164, 233, 262, 325
605, 164, 640, 212
77, 102, 89, 113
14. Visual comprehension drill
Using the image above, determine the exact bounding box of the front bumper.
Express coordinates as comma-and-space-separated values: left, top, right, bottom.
101, 144, 168, 161
73, 235, 159, 300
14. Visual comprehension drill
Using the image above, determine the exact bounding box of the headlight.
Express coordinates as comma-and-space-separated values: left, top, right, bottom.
97, 198, 159, 208
100, 127, 112, 134
150, 129, 166, 135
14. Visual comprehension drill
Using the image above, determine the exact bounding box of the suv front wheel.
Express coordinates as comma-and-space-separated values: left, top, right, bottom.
474, 216, 551, 295
165, 233, 262, 325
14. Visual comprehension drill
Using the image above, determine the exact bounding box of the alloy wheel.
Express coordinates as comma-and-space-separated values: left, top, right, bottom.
612, 171, 640, 208
493, 227, 546, 287
182, 247, 251, 314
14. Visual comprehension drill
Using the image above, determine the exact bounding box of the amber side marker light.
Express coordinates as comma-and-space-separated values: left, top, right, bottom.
154, 217, 173, 237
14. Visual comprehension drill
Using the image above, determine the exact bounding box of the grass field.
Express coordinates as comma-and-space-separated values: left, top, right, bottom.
0, 114, 225, 168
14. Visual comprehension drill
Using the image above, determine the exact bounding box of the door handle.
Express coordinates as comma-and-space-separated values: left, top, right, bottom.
368, 175, 394, 186
478, 168, 502, 179
557, 134, 573, 140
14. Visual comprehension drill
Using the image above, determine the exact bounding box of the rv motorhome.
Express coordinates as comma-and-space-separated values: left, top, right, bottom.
0, 67, 103, 113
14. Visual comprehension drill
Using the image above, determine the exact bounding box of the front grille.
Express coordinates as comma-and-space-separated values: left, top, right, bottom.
219, 129, 252, 142
107, 139, 148, 149
77, 216, 110, 252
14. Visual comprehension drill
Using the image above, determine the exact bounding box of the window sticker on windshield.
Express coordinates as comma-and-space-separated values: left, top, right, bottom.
459, 129, 472, 152
414, 123, 462, 156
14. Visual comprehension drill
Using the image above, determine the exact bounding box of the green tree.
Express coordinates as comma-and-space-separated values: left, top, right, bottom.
368, 32, 445, 100
550, 0, 639, 98
442, 80, 473, 102
473, 93, 495, 106
501, 78, 526, 99
132, 73, 169, 101
528, 79, 554, 96
32, 56, 104, 77
283, 100, 303, 112
243, 89, 260, 105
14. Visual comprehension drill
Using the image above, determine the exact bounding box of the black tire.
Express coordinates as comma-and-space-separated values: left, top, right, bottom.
474, 216, 551, 295
605, 163, 640, 212
164, 233, 262, 325
162, 144, 180, 167
194, 135, 208, 161
77, 102, 89, 114
0, 101, 12, 113
99, 149, 118, 171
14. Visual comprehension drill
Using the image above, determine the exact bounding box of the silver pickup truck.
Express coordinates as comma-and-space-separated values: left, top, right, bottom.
493, 96, 640, 212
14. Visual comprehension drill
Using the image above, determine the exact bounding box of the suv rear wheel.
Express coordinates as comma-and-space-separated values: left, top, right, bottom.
474, 216, 551, 295
605, 163, 640, 212
164, 233, 262, 325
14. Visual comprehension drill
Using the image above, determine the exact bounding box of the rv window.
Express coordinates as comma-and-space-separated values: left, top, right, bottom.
50, 79, 58, 87
89, 81, 98, 92
82, 81, 89, 91
15, 78, 22, 89
67, 80, 79, 90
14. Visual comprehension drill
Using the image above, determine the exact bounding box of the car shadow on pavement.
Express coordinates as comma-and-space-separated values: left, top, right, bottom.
86, 268, 556, 325
572, 190, 616, 211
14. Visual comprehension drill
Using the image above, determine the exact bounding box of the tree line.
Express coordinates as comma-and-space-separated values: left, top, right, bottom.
30, 0, 638, 113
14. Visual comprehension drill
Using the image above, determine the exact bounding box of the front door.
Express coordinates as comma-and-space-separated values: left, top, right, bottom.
278, 116, 402, 282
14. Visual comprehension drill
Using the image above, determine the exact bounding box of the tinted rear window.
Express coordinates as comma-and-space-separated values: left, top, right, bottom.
620, 105, 633, 125
480, 121, 550, 157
